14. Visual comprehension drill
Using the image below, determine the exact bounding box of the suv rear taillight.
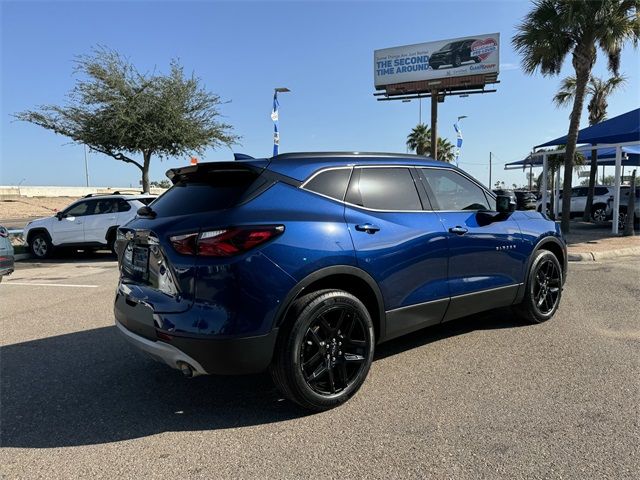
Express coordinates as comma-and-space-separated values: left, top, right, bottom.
170, 225, 284, 257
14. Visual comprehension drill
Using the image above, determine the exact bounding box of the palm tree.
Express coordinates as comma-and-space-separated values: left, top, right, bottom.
406, 124, 431, 155
554, 74, 626, 221
436, 137, 456, 163
512, 0, 639, 234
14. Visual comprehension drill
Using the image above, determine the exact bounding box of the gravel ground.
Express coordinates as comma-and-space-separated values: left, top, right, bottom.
0, 197, 80, 220
0, 255, 638, 479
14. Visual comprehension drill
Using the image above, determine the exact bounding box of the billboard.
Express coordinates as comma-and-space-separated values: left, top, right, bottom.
374, 33, 500, 89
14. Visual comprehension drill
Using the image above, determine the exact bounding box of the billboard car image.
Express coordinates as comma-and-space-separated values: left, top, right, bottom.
374, 33, 499, 89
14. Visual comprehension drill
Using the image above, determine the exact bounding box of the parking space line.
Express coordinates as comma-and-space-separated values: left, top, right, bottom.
2, 282, 99, 288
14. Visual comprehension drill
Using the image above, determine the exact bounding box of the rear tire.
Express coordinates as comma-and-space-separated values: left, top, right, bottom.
29, 232, 52, 259
107, 230, 117, 255
270, 289, 375, 411
513, 250, 563, 324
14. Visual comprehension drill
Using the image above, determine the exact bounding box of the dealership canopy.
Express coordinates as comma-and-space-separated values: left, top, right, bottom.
507, 108, 640, 234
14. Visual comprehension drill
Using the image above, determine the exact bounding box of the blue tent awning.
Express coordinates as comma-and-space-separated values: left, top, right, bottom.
535, 108, 640, 148
505, 146, 640, 169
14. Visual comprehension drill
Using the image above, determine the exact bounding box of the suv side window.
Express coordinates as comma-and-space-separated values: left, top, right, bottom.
594, 187, 609, 196
346, 167, 422, 211
94, 199, 118, 215
304, 168, 351, 201
421, 168, 492, 211
64, 200, 95, 217
117, 199, 132, 212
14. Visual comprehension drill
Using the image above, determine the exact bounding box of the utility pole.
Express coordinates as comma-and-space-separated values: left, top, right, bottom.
430, 89, 438, 160
419, 97, 422, 125
489, 151, 492, 188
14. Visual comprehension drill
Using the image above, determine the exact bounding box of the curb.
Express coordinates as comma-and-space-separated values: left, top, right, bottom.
568, 246, 640, 262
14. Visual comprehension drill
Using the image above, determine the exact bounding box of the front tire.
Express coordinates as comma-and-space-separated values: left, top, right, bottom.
270, 289, 375, 411
29, 233, 52, 259
514, 250, 563, 324
591, 204, 607, 224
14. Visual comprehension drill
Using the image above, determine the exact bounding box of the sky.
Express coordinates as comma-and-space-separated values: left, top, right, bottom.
1, 0, 639, 189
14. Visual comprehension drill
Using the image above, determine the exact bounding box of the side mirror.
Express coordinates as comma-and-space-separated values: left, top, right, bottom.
56, 212, 64, 220
496, 195, 516, 213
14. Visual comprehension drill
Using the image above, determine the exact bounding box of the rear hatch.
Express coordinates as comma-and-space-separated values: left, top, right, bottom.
116, 161, 269, 313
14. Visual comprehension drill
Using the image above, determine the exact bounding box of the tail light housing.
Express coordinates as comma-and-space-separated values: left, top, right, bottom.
170, 225, 284, 257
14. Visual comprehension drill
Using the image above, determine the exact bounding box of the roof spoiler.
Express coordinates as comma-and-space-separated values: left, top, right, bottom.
165, 161, 263, 184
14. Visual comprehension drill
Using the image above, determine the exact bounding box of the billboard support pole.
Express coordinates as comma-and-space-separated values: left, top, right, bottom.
430, 89, 438, 160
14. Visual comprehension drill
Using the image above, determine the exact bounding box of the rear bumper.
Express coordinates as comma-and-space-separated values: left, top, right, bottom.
114, 293, 279, 375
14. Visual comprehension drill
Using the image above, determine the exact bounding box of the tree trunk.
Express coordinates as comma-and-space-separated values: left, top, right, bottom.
623, 169, 636, 236
582, 147, 599, 221
561, 53, 591, 234
142, 151, 152, 193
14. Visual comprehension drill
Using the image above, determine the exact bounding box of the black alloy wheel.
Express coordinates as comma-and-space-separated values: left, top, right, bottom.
532, 257, 561, 316
300, 305, 370, 396
270, 289, 375, 411
514, 249, 563, 323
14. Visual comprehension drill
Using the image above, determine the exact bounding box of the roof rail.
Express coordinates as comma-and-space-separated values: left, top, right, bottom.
83, 191, 130, 198
271, 151, 426, 161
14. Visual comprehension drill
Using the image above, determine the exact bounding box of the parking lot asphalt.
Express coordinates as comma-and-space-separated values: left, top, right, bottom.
1, 255, 638, 479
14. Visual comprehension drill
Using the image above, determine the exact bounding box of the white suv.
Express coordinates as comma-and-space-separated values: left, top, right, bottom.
536, 186, 614, 222
23, 194, 155, 259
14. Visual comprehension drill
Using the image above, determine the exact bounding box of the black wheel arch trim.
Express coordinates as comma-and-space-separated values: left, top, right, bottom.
514, 235, 567, 304
273, 265, 387, 342
26, 228, 52, 244
105, 225, 119, 242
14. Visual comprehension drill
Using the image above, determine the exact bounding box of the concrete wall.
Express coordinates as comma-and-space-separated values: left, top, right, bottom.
0, 186, 166, 200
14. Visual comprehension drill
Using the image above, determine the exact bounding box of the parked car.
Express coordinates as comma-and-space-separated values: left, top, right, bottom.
536, 186, 614, 222
492, 189, 517, 207
514, 190, 538, 210
607, 185, 640, 230
23, 193, 156, 259
114, 153, 567, 411
0, 225, 15, 283
428, 39, 481, 69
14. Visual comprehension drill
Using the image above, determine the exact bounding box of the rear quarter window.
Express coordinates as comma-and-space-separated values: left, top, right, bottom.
303, 168, 351, 201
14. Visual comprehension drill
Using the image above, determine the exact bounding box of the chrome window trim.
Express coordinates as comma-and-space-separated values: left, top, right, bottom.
300, 164, 496, 214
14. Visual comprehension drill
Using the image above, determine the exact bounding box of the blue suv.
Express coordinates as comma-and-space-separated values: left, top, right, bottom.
114, 152, 567, 411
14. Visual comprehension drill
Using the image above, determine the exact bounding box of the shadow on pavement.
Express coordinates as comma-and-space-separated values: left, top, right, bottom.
18, 249, 116, 268
1, 308, 526, 449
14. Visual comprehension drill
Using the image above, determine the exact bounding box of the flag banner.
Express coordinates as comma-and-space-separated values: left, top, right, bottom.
454, 121, 463, 166
272, 92, 280, 156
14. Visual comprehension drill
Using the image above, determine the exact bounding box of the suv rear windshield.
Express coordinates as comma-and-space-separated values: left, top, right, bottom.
149, 169, 260, 217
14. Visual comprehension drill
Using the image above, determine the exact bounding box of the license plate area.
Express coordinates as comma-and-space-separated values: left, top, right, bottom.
123, 244, 149, 282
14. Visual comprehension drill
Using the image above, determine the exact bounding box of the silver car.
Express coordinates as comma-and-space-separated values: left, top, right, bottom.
0, 225, 15, 283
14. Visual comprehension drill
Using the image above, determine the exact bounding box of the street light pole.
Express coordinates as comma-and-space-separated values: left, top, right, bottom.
489, 151, 492, 187
84, 145, 90, 187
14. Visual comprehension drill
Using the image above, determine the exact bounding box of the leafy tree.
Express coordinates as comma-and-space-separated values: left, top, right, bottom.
406, 124, 455, 162
406, 124, 431, 155
513, 0, 639, 233
150, 179, 172, 189
14, 47, 239, 192
554, 74, 626, 221
436, 137, 456, 163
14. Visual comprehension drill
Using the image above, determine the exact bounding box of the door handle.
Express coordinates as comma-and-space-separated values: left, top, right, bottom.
448, 226, 468, 235
355, 223, 380, 234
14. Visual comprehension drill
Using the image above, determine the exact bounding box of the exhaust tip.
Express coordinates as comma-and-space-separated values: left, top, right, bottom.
177, 361, 194, 378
